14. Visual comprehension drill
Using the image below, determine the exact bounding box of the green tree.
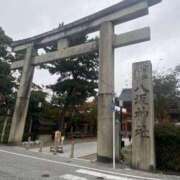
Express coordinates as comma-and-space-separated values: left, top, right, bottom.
153, 67, 180, 123
24, 90, 47, 138
45, 35, 99, 131
0, 27, 15, 114
28, 90, 47, 120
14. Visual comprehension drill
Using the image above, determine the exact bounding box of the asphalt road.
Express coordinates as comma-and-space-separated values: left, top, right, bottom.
0, 145, 179, 180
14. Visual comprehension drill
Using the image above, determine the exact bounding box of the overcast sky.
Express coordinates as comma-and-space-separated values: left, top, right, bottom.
1, 0, 180, 95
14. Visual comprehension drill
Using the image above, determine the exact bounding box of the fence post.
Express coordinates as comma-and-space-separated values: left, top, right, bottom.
39, 141, 43, 152
70, 140, 75, 158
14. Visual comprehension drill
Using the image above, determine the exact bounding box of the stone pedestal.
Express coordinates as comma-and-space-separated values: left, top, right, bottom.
8, 44, 34, 143
132, 61, 155, 170
97, 22, 114, 162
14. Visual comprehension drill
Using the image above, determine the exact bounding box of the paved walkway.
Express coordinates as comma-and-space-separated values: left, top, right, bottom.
29, 137, 131, 160
30, 140, 97, 160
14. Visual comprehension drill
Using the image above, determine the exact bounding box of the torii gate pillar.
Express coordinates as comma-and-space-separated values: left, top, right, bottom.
8, 44, 34, 143
97, 22, 114, 162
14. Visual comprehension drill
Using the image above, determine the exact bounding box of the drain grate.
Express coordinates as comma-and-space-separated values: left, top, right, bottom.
41, 173, 50, 178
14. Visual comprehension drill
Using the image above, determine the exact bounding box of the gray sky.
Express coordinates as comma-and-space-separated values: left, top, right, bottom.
1, 0, 180, 95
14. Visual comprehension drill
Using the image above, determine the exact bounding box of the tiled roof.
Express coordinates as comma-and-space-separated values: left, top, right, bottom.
119, 88, 132, 102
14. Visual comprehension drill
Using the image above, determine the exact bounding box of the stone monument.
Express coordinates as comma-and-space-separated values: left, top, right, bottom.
132, 61, 155, 170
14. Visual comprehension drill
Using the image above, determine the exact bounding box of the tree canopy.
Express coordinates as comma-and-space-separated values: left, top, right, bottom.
45, 34, 99, 131
0, 27, 15, 114
153, 67, 180, 123
28, 90, 47, 119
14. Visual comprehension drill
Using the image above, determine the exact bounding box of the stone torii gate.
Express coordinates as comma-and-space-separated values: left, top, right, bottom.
9, 0, 161, 162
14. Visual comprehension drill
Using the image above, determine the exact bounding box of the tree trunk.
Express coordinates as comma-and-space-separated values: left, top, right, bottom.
58, 87, 75, 134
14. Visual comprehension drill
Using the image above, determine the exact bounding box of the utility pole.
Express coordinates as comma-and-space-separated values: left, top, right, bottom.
112, 95, 116, 169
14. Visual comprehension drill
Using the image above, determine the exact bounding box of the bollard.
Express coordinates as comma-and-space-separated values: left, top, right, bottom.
53, 144, 57, 155
70, 140, 75, 158
26, 136, 31, 150
53, 130, 61, 155
61, 136, 64, 146
39, 141, 43, 152
53, 139, 57, 155
60, 136, 65, 153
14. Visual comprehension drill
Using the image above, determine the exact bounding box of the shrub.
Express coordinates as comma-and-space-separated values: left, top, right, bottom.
155, 124, 180, 172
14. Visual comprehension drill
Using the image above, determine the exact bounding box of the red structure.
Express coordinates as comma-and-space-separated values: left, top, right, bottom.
119, 88, 132, 138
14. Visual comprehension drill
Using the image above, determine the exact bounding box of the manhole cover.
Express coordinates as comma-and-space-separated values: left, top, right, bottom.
96, 177, 104, 180
66, 160, 72, 163
41, 173, 50, 178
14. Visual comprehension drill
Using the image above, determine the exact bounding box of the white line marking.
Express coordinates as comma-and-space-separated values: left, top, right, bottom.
0, 149, 161, 180
60, 174, 87, 180
77, 169, 132, 180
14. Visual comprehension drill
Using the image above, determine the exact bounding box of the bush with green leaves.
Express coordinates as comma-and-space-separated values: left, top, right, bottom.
155, 124, 180, 172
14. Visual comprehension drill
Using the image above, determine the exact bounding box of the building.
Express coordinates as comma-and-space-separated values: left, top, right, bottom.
119, 88, 132, 138
119, 88, 180, 137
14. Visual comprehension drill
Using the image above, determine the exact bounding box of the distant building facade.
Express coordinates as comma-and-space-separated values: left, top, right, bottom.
119, 88, 180, 137
119, 88, 132, 137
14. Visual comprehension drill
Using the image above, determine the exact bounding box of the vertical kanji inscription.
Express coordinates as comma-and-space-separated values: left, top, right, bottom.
132, 61, 155, 171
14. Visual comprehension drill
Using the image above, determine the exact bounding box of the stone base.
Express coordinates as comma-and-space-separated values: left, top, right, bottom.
97, 155, 120, 163
131, 164, 156, 172
97, 155, 112, 163
7, 142, 21, 146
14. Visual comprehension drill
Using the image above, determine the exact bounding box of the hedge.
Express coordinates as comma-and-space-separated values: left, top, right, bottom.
155, 124, 180, 172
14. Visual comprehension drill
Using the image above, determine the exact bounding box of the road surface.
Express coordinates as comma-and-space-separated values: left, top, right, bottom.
0, 145, 179, 180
